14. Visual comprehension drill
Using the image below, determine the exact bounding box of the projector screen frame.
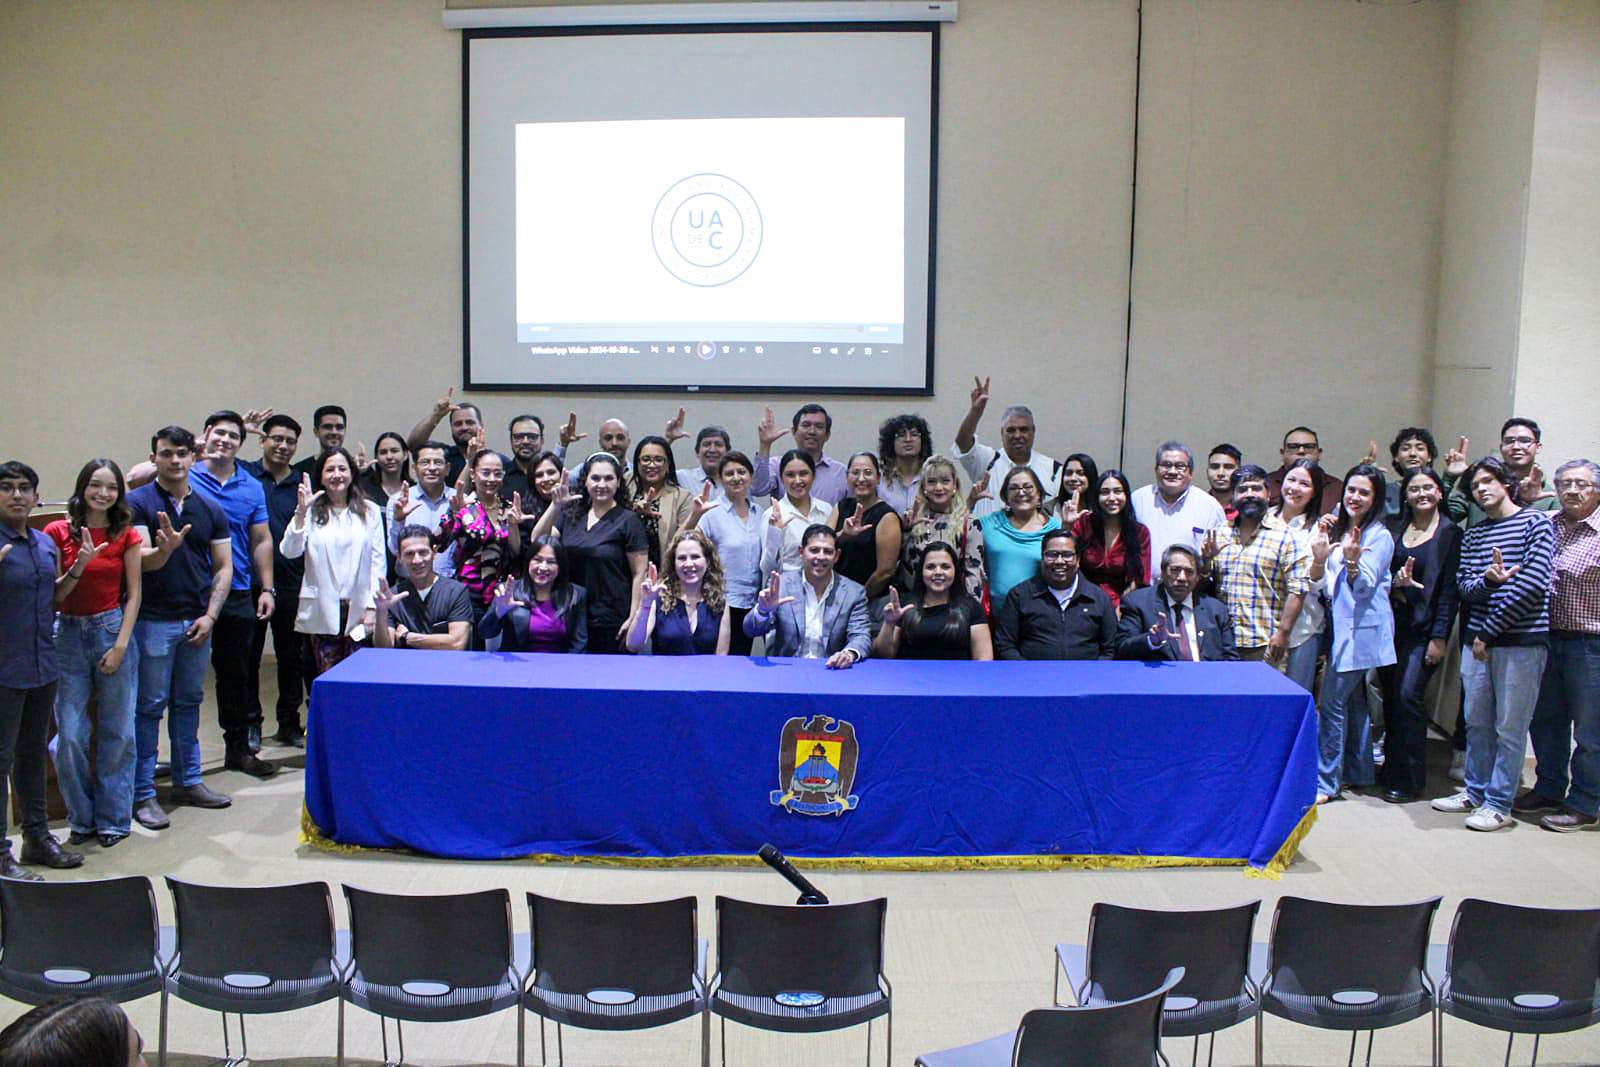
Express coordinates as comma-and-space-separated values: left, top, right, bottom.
460, 21, 941, 396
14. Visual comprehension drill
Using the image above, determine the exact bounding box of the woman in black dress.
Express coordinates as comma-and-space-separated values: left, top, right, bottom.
529, 452, 647, 654
826, 451, 902, 613
872, 542, 993, 660
1378, 466, 1460, 802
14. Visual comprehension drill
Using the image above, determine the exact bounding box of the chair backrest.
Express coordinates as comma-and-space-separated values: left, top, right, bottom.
1084, 900, 1259, 1006
1266, 896, 1440, 999
0, 877, 160, 989
714, 896, 886, 999
1448, 899, 1600, 1009
1013, 966, 1183, 1067
343, 886, 512, 989
529, 893, 697, 997
167, 878, 336, 982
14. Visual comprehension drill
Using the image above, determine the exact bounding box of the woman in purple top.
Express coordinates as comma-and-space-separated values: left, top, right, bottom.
479, 536, 588, 653
624, 528, 730, 655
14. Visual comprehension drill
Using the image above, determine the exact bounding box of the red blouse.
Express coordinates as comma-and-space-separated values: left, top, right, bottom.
1071, 515, 1150, 608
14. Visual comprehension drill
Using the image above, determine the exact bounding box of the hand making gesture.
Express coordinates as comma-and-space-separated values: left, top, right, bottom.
840, 507, 875, 538
1308, 514, 1336, 565
1148, 610, 1174, 646
70, 526, 106, 572
637, 562, 665, 608
153, 512, 191, 556
559, 412, 585, 449
1485, 547, 1521, 586
880, 587, 907, 628
1392, 556, 1422, 590
489, 578, 525, 618
1058, 489, 1089, 527
430, 386, 455, 424
632, 486, 661, 519
966, 472, 993, 512
392, 481, 417, 523
1199, 526, 1224, 565
755, 571, 795, 614
664, 407, 689, 444
242, 408, 274, 441
689, 480, 721, 523
375, 578, 410, 615
1443, 435, 1470, 478
1519, 464, 1556, 503
757, 406, 789, 452
294, 472, 323, 520
967, 375, 991, 420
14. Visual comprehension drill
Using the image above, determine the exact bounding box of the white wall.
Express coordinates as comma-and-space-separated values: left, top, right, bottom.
0, 0, 1504, 501
1514, 0, 1600, 471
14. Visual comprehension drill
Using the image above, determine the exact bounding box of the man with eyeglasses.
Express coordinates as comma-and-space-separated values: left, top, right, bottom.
1266, 426, 1344, 517
239, 413, 312, 747
502, 414, 561, 505
388, 441, 457, 578
1131, 441, 1228, 568
1441, 417, 1561, 527
993, 530, 1117, 660
1517, 459, 1600, 832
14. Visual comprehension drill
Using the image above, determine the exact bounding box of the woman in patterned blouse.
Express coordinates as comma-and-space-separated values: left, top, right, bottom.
435, 448, 525, 631
898, 454, 986, 602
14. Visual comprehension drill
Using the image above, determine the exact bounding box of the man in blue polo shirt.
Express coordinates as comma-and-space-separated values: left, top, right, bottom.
189, 410, 277, 776
127, 426, 235, 830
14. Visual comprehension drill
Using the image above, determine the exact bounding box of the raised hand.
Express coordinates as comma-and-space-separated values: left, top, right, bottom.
1360, 440, 1379, 467
242, 408, 274, 440
507, 491, 527, 526
1393, 556, 1422, 590
757, 406, 789, 449
355, 440, 370, 470
392, 481, 416, 523
1444, 435, 1470, 477
968, 375, 991, 417
690, 480, 721, 521
375, 578, 411, 614
1519, 464, 1556, 503
664, 407, 689, 444
464, 428, 486, 462
1059, 489, 1089, 527
767, 505, 795, 531
1200, 527, 1223, 563
430, 386, 455, 421
1309, 515, 1335, 564
559, 412, 585, 448
549, 479, 572, 510
841, 507, 875, 538
295, 472, 322, 518
632, 486, 660, 518
638, 562, 664, 606
489, 578, 525, 618
880, 587, 907, 627
1485, 546, 1521, 586
756, 571, 795, 613
1148, 610, 1172, 645
1340, 527, 1367, 566
73, 526, 106, 570
966, 472, 993, 511
154, 512, 190, 555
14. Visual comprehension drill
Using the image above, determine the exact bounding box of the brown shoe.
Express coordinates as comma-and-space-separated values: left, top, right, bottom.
1540, 809, 1600, 833
0, 852, 43, 881
20, 833, 85, 870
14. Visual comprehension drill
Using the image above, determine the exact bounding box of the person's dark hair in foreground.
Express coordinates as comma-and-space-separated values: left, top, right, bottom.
0, 995, 145, 1067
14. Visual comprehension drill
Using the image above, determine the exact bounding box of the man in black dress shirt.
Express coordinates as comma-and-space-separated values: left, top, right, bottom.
1116, 545, 1238, 661
374, 527, 473, 651
994, 530, 1117, 660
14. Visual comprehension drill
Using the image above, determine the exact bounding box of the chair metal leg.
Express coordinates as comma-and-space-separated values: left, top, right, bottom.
336, 994, 345, 1067
1346, 1030, 1357, 1067
1505, 1032, 1514, 1067
1254, 1008, 1263, 1067
720, 1014, 727, 1067
701, 1003, 711, 1067
886, 1007, 892, 1067
1208, 1031, 1217, 1067
539, 1016, 547, 1067
1192, 1034, 1199, 1067
1530, 1033, 1540, 1067
1364, 1029, 1374, 1067
397, 1018, 406, 1066
516, 1001, 525, 1067
158, 986, 169, 1067
556, 1020, 564, 1065
866, 1018, 872, 1067
380, 1017, 390, 1066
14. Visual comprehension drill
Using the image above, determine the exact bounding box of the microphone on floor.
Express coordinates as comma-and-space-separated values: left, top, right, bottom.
757, 843, 829, 905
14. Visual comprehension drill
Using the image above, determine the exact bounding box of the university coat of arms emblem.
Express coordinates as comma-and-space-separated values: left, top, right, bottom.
770, 715, 860, 816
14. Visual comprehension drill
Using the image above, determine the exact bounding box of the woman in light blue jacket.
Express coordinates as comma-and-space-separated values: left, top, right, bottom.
1312, 463, 1395, 803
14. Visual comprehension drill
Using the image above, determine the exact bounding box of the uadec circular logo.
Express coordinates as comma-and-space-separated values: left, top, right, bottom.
651, 174, 762, 287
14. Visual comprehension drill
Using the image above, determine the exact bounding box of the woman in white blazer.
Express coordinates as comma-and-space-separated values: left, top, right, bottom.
279, 447, 384, 678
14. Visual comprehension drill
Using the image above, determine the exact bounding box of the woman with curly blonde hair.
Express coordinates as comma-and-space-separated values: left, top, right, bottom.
623, 528, 730, 655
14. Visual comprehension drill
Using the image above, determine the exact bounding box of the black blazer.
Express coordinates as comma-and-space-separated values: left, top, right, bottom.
1114, 585, 1238, 662
1386, 516, 1461, 641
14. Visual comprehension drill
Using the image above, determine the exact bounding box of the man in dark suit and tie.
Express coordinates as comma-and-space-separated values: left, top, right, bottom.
1116, 544, 1238, 661
744, 524, 871, 668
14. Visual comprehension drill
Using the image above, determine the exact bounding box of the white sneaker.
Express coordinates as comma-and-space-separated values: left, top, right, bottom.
1431, 791, 1475, 813
1449, 751, 1466, 784
1466, 807, 1513, 832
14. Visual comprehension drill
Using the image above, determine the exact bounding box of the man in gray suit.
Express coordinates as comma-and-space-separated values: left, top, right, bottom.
1116, 544, 1238, 661
743, 524, 871, 668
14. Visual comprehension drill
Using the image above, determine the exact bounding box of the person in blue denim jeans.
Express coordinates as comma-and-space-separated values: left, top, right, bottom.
44, 460, 144, 849
125, 427, 235, 831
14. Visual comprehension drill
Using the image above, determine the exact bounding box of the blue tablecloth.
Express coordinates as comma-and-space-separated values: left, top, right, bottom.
304, 650, 1316, 870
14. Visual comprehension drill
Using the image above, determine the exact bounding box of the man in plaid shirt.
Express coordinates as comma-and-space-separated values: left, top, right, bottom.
1201, 465, 1311, 669
1517, 459, 1600, 832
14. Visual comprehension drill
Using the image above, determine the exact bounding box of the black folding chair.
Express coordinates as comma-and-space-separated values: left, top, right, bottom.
1255, 895, 1440, 1067
709, 895, 890, 1066
522, 892, 707, 1066
342, 885, 523, 1066
1438, 898, 1600, 1067
162, 877, 344, 1067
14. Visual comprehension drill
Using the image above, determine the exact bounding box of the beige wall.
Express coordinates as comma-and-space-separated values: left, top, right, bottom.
1514, 0, 1600, 472
2, 0, 1579, 503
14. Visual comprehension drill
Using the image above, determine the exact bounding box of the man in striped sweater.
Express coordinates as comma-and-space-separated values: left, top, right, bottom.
1432, 457, 1555, 831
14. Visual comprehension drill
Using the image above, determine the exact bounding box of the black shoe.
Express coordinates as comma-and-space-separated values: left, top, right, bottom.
153, 760, 172, 779
272, 727, 306, 748
68, 830, 96, 846
1512, 789, 1561, 815
98, 833, 126, 849
134, 797, 170, 829
1382, 790, 1420, 804
0, 853, 42, 881
224, 751, 279, 778
20, 833, 85, 870
169, 783, 232, 809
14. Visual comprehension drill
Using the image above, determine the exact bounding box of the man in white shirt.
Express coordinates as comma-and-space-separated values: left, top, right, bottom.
1115, 545, 1238, 661
743, 525, 870, 668
1131, 441, 1227, 567
951, 376, 1059, 518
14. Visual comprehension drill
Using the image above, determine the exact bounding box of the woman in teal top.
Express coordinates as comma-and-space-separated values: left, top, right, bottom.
977, 466, 1062, 605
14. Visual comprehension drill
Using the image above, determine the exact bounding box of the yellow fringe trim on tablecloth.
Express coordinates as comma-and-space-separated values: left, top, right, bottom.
302, 805, 1317, 876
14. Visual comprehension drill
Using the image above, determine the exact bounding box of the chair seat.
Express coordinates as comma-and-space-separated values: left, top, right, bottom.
170, 970, 341, 1015
1264, 986, 1432, 1030
912, 1029, 1015, 1066
346, 968, 521, 1023
525, 984, 703, 1031
1087, 987, 1256, 1038
711, 988, 888, 1033
0, 967, 162, 1005
1443, 989, 1600, 1035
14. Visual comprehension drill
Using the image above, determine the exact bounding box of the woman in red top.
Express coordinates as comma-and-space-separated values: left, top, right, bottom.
1070, 469, 1151, 609
45, 459, 144, 848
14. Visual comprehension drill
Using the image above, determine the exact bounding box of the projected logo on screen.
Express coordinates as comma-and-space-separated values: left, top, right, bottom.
650, 173, 763, 287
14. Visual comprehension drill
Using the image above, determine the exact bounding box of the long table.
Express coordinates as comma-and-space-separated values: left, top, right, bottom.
303, 650, 1317, 872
